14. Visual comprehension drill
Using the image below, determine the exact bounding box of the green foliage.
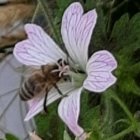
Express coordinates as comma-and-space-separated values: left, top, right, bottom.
56, 0, 72, 17
111, 13, 140, 96
54, 0, 72, 28
111, 13, 140, 47
35, 101, 64, 140
5, 133, 19, 140
84, 0, 96, 10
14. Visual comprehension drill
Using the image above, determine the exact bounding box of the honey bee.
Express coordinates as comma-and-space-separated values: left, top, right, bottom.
20, 59, 69, 112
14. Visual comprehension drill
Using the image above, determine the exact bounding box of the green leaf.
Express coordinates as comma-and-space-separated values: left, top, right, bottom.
111, 14, 129, 44
111, 13, 140, 48
111, 13, 140, 97
84, 0, 96, 10
5, 133, 19, 140
56, 0, 72, 9
56, 0, 72, 18
35, 101, 64, 140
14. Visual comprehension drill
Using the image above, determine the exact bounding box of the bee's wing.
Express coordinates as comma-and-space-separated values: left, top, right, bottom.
14, 24, 66, 66
14, 65, 40, 87
61, 2, 97, 70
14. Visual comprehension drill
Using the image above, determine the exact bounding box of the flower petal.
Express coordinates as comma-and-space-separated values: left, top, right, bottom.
14, 24, 66, 66
58, 88, 84, 137
61, 2, 97, 71
83, 50, 117, 92
25, 82, 75, 121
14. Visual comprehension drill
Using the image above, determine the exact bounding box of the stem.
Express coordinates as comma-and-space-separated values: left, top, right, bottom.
37, 0, 61, 43
101, 94, 114, 129
31, 3, 40, 23
110, 92, 135, 124
101, 92, 139, 140
111, 0, 128, 13
106, 0, 128, 38
106, 126, 134, 140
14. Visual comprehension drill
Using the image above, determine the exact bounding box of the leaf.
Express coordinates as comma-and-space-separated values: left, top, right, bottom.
5, 133, 19, 140
35, 102, 65, 140
56, 0, 72, 10
111, 14, 129, 44
55, 0, 72, 24
111, 13, 140, 96
111, 13, 140, 48
63, 130, 71, 140
84, 0, 96, 10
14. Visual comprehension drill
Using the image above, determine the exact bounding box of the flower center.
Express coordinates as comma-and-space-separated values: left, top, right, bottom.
51, 59, 70, 77
69, 71, 86, 88
51, 59, 86, 87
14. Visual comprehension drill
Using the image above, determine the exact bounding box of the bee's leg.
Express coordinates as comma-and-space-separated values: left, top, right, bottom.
53, 84, 67, 98
43, 91, 48, 113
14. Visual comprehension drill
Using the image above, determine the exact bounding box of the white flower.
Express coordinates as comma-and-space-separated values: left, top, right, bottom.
13, 2, 117, 139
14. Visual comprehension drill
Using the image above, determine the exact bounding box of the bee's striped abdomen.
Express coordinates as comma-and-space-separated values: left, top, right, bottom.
19, 72, 46, 101
19, 81, 35, 101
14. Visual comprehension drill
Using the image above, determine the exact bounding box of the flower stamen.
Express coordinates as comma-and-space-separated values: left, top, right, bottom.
51, 59, 70, 77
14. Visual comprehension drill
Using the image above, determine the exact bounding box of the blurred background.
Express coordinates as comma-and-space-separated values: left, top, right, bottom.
0, 0, 140, 140
0, 0, 36, 139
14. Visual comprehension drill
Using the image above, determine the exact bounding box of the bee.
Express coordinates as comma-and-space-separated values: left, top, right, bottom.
19, 59, 69, 112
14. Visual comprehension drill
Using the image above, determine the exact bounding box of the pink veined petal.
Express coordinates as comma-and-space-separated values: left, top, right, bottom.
86, 50, 117, 72
58, 87, 84, 137
84, 73, 116, 92
61, 2, 97, 71
24, 82, 75, 121
83, 50, 117, 92
14, 24, 66, 66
